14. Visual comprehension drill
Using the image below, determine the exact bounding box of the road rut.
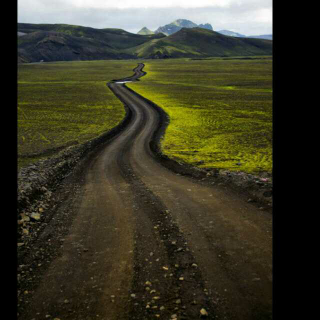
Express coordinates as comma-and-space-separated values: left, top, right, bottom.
18, 64, 272, 320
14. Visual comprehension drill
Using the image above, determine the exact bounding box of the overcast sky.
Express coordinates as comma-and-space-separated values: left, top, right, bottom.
17, 0, 272, 36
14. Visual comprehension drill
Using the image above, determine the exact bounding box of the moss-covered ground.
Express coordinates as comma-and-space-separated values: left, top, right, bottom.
18, 60, 137, 168
128, 57, 272, 174
18, 58, 272, 175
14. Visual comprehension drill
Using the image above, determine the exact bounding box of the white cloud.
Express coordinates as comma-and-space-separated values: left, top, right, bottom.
19, 0, 271, 10
67, 0, 234, 9
252, 8, 272, 23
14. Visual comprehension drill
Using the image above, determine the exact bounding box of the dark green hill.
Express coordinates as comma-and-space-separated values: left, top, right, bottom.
18, 23, 272, 63
18, 23, 165, 50
127, 28, 272, 58
17, 31, 134, 63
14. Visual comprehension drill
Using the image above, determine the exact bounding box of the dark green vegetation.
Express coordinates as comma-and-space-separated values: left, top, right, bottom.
18, 23, 272, 63
17, 23, 165, 63
18, 60, 137, 168
18, 31, 132, 63
18, 23, 165, 49
128, 57, 272, 174
128, 28, 272, 59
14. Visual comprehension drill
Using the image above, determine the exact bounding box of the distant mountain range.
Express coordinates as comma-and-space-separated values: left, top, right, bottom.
155, 19, 214, 35
217, 30, 272, 40
138, 19, 213, 36
129, 27, 272, 59
138, 20, 272, 40
246, 34, 272, 40
216, 30, 246, 37
18, 22, 272, 63
137, 27, 155, 35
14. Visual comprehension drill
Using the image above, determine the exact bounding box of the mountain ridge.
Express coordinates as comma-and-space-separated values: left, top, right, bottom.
18, 23, 272, 63
136, 19, 271, 40
154, 19, 213, 36
127, 27, 272, 59
217, 30, 272, 40
217, 30, 246, 37
137, 27, 155, 35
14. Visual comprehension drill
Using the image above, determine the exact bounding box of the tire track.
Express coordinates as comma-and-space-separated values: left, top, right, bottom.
18, 63, 272, 320
109, 65, 218, 319
109, 64, 272, 320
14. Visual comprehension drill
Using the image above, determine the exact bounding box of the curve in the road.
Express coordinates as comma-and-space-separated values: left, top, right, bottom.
19, 63, 272, 320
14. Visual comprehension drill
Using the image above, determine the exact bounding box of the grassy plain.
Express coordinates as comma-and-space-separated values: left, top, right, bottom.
18, 60, 137, 168
128, 57, 272, 174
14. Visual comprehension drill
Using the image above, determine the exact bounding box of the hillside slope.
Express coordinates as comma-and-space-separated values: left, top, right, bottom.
18, 31, 134, 63
17, 23, 168, 63
18, 23, 165, 50
127, 28, 272, 58
137, 27, 155, 35
18, 23, 272, 62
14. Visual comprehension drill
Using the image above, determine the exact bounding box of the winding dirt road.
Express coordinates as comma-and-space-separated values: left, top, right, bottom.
18, 64, 272, 320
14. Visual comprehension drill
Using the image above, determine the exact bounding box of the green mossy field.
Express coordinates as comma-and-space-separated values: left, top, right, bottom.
18, 58, 272, 175
128, 57, 272, 174
18, 60, 137, 168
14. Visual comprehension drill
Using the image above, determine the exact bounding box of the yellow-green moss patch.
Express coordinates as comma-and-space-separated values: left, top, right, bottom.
128, 57, 272, 174
18, 60, 137, 168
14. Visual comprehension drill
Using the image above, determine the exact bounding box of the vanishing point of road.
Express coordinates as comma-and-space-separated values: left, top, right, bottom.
18, 64, 272, 320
